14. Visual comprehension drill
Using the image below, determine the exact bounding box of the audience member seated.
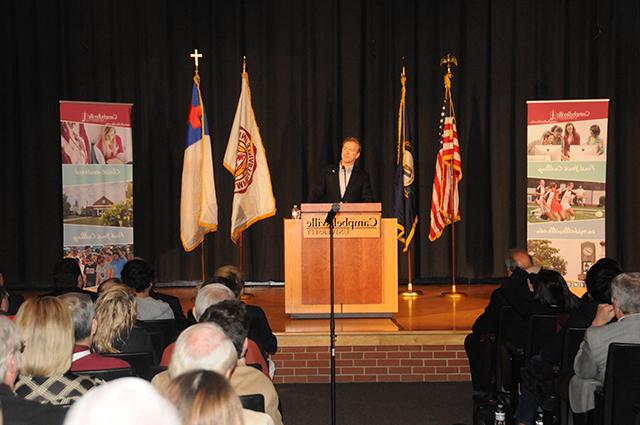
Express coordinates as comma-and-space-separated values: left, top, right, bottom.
153, 323, 274, 425
161, 369, 244, 425
58, 292, 130, 372
515, 258, 623, 425
569, 272, 640, 420
92, 286, 155, 358
64, 377, 180, 425
465, 248, 534, 397
160, 283, 235, 367
215, 265, 278, 361
200, 300, 284, 425
0, 316, 67, 425
48, 258, 97, 301
14, 297, 102, 406
121, 258, 174, 321
0, 272, 25, 315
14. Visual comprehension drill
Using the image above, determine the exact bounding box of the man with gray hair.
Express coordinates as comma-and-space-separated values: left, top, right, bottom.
192, 283, 235, 321
59, 292, 129, 372
158, 283, 235, 366
153, 322, 274, 425
570, 272, 640, 414
0, 316, 67, 424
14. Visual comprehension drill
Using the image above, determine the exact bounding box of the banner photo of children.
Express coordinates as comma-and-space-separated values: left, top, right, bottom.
60, 101, 133, 287
526, 99, 608, 288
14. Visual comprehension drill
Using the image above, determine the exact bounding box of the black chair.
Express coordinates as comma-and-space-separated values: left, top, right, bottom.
137, 319, 178, 351
102, 351, 154, 380
593, 343, 640, 425
525, 314, 561, 362
240, 393, 265, 413
81, 367, 134, 381
560, 328, 587, 425
496, 306, 521, 402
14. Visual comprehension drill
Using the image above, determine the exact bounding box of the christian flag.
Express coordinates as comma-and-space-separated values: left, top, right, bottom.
223, 69, 276, 243
394, 72, 418, 252
428, 116, 462, 241
180, 76, 218, 252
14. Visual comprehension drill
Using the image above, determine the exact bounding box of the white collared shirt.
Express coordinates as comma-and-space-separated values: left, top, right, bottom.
339, 162, 354, 198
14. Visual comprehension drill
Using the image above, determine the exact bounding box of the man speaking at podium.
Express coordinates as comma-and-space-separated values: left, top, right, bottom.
310, 136, 374, 203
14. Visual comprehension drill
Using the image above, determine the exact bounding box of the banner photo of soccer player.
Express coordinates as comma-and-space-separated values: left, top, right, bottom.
526, 99, 609, 293
60, 101, 134, 287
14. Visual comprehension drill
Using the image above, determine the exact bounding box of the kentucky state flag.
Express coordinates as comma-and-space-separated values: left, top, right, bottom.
394, 72, 418, 252
180, 76, 218, 251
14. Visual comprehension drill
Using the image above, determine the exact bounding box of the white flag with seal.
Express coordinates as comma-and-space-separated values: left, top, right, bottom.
224, 70, 276, 243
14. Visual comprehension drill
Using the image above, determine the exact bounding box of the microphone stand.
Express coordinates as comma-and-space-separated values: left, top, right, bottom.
325, 203, 339, 425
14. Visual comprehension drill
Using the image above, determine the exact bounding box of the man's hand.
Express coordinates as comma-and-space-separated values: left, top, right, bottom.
592, 303, 615, 327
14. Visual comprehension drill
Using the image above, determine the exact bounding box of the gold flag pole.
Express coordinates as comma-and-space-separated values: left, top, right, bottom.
237, 55, 253, 301
439, 54, 465, 299
189, 48, 207, 282
398, 60, 422, 298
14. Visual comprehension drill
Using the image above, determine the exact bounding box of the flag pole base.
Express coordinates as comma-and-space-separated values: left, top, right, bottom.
400, 289, 423, 297
399, 282, 422, 297
441, 290, 466, 299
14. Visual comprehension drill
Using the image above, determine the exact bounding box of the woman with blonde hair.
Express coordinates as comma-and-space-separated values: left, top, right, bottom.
14, 296, 101, 405
95, 125, 125, 164
161, 369, 244, 425
93, 286, 154, 355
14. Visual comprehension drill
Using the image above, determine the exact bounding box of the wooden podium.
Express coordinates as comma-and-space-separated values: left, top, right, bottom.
284, 203, 398, 317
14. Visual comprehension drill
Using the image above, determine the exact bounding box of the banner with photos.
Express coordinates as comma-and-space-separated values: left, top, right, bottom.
60, 101, 134, 287
526, 99, 609, 292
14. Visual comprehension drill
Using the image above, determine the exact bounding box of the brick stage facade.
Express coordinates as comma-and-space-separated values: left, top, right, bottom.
272, 344, 470, 384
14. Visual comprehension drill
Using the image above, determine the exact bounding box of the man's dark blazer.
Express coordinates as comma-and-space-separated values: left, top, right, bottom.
310, 164, 374, 203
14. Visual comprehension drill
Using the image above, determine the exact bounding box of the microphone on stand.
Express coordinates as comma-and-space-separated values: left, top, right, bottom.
325, 202, 340, 225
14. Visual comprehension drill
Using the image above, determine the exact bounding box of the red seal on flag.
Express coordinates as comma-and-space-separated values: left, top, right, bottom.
234, 126, 257, 194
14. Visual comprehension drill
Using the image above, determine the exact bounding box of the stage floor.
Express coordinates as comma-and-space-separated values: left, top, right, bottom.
161, 283, 495, 346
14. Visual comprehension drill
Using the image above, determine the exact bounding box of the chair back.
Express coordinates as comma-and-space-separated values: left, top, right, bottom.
137, 319, 178, 351
600, 343, 640, 425
81, 367, 134, 381
102, 351, 155, 380
245, 339, 270, 378
561, 327, 586, 371
240, 393, 265, 413
495, 306, 516, 395
525, 314, 559, 361
560, 327, 586, 425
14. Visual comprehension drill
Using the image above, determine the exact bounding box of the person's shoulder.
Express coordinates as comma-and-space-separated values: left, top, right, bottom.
243, 408, 275, 425
64, 371, 103, 389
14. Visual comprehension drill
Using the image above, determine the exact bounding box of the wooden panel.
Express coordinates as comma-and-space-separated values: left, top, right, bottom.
301, 236, 381, 305
284, 215, 397, 316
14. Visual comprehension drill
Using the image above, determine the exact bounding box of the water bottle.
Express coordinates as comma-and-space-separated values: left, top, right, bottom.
291, 204, 301, 219
494, 404, 506, 425
535, 408, 544, 425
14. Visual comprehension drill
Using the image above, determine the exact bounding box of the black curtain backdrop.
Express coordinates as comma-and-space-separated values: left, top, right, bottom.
1, 0, 639, 287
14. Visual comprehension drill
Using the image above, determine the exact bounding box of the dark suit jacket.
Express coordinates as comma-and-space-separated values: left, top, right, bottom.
0, 383, 67, 425
246, 304, 278, 358
310, 164, 374, 203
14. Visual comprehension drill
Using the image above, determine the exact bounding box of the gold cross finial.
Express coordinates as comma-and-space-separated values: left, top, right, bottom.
190, 49, 203, 69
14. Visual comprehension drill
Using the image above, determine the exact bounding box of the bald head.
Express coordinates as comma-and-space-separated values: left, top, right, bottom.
505, 249, 533, 276
168, 323, 237, 379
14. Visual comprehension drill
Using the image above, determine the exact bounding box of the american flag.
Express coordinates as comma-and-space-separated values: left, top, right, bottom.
428, 116, 462, 241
